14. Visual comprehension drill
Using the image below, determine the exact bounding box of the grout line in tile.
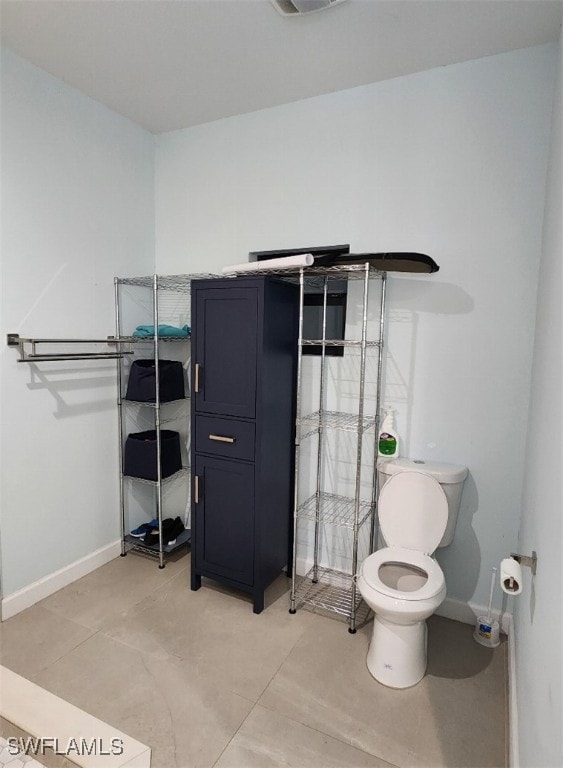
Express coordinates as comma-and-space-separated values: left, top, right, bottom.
209, 615, 314, 767
244, 608, 322, 703
250, 626, 405, 768
213, 698, 403, 768
0, 608, 99, 682
138, 652, 180, 768
131, 563, 190, 600
258, 697, 358, 765
95, 626, 185, 667
1, 602, 94, 640
120, 558, 190, 602
34, 624, 102, 678
210, 698, 261, 768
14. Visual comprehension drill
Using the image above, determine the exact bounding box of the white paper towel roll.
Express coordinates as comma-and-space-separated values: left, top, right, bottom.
222, 253, 314, 275
500, 558, 523, 595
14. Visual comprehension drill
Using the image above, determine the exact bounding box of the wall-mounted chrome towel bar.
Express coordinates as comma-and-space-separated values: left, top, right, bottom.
6, 333, 134, 363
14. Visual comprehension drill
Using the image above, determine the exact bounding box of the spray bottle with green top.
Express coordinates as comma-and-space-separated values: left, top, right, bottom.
378, 407, 400, 458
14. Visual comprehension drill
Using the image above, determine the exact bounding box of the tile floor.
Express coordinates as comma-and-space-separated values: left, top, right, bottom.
0, 733, 45, 767
0, 552, 507, 768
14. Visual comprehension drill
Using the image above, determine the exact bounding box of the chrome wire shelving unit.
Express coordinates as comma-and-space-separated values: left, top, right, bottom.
292, 566, 371, 626
286, 262, 388, 633
296, 492, 374, 529
216, 262, 386, 630
115, 273, 215, 568
298, 410, 377, 440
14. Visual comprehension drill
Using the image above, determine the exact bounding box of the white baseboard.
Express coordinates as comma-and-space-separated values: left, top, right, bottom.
435, 595, 512, 635
1, 540, 121, 621
506, 614, 519, 767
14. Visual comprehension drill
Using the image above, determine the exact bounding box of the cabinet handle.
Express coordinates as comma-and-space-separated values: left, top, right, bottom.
194, 363, 201, 393
208, 434, 236, 444
194, 475, 200, 504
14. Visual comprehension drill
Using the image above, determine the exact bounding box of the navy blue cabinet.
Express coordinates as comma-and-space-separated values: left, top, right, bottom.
193, 286, 258, 418
190, 276, 298, 613
194, 454, 255, 586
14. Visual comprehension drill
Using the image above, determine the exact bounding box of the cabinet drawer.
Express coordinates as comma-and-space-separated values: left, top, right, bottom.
195, 415, 255, 461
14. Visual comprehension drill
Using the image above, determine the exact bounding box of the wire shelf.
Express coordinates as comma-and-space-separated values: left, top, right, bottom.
123, 397, 189, 425
123, 465, 190, 487
117, 265, 382, 293
300, 338, 381, 348
115, 273, 218, 291
115, 335, 191, 343
124, 528, 192, 559
293, 566, 371, 625
297, 491, 373, 528
298, 409, 376, 439
123, 397, 189, 407
225, 263, 383, 285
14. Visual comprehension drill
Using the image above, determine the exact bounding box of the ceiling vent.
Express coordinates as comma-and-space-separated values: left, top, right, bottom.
271, 0, 348, 16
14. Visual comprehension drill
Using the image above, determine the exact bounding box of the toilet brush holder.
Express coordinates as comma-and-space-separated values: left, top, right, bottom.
473, 566, 500, 648
473, 616, 500, 648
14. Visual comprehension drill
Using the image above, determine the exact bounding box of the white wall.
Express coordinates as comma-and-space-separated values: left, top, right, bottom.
0, 49, 154, 598
155, 45, 556, 610
515, 34, 562, 768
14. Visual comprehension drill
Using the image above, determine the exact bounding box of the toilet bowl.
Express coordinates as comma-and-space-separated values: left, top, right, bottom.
358, 469, 451, 689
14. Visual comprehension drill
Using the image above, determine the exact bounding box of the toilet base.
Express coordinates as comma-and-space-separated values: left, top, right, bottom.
366, 615, 428, 689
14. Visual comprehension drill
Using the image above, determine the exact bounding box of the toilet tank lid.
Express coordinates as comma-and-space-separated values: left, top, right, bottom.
378, 457, 468, 483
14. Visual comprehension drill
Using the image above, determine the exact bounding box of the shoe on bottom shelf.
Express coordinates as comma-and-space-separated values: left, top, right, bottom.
130, 519, 158, 538
165, 516, 185, 544
143, 517, 185, 546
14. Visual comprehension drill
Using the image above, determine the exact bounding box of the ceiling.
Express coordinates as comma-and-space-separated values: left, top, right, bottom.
1, 0, 561, 133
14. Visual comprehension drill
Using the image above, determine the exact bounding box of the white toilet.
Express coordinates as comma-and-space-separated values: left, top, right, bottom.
357, 458, 468, 689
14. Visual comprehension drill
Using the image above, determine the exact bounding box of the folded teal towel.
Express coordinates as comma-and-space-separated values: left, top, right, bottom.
133, 324, 190, 338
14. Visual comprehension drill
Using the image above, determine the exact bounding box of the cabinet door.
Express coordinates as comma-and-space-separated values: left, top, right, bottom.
194, 455, 254, 586
193, 287, 258, 418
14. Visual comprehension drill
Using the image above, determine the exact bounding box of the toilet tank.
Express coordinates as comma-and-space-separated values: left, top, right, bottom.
377, 458, 468, 547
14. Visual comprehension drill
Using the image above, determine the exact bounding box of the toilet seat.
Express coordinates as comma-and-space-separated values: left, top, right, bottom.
379, 470, 448, 554
360, 547, 445, 601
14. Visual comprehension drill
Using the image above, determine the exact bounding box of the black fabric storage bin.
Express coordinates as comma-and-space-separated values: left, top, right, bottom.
124, 430, 182, 481
125, 359, 185, 403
